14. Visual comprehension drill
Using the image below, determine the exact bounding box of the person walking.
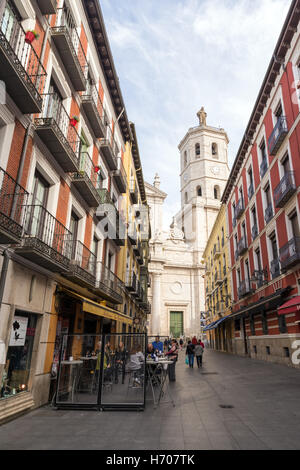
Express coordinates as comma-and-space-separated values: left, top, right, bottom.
165, 339, 178, 381
195, 340, 204, 368
192, 336, 198, 346
179, 337, 183, 350
186, 340, 195, 368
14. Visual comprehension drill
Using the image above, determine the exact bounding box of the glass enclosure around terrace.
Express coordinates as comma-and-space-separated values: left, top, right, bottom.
55, 333, 146, 409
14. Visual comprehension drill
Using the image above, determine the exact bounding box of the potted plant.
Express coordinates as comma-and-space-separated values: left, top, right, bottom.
25, 30, 39, 44
94, 166, 100, 173
70, 115, 79, 127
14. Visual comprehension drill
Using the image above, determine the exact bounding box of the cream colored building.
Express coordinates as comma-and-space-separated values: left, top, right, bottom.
146, 109, 230, 338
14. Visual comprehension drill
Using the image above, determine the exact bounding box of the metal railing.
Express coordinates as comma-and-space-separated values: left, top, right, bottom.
279, 237, 300, 271
70, 240, 96, 278
264, 203, 273, 224
238, 279, 252, 298
51, 7, 88, 79
101, 125, 119, 159
268, 116, 288, 156
115, 157, 127, 182
0, 0, 47, 97
234, 197, 245, 220
0, 167, 28, 229
82, 81, 107, 125
23, 205, 73, 258
97, 261, 123, 299
237, 236, 247, 256
36, 92, 81, 159
273, 171, 296, 208
70, 151, 99, 188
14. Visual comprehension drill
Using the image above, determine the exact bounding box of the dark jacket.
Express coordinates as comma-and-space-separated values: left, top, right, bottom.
186, 343, 195, 355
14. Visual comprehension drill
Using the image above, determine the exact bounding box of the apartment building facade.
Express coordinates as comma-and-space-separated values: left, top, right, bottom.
202, 204, 233, 352
221, 0, 300, 367
0, 0, 149, 422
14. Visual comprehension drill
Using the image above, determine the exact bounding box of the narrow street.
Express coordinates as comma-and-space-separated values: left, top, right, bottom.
1, 350, 299, 450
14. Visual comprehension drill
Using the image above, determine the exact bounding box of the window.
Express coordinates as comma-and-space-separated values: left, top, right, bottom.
91, 237, 99, 259
262, 312, 268, 335
281, 153, 291, 175
214, 185, 220, 199
289, 210, 300, 238
197, 186, 202, 197
69, 212, 79, 258
2, 311, 38, 399
278, 314, 287, 334
275, 102, 283, 122
195, 143, 200, 157
184, 192, 188, 204
250, 315, 255, 336
212, 143, 218, 156
183, 151, 187, 167
260, 139, 267, 162
269, 231, 278, 261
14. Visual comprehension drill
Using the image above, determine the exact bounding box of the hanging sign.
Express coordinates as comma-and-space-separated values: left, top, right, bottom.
9, 316, 28, 346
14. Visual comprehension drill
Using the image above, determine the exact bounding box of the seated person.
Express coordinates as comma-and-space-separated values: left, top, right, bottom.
127, 345, 144, 386
146, 343, 156, 359
152, 336, 164, 355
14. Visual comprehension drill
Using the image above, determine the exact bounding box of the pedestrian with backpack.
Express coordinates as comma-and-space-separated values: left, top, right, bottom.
185, 340, 195, 368
195, 340, 204, 368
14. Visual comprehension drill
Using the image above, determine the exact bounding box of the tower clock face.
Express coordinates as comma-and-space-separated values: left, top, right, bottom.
211, 166, 220, 175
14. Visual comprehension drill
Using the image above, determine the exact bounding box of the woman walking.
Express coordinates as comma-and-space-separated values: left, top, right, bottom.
195, 340, 204, 368
186, 340, 195, 368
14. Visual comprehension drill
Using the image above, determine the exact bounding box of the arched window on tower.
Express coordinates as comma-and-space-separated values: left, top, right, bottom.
195, 143, 200, 157
212, 143, 218, 157
184, 192, 188, 204
197, 186, 202, 197
184, 151, 187, 167
214, 185, 220, 199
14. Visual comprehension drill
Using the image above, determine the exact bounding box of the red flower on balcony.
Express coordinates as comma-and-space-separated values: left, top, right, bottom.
94, 166, 100, 173
25, 30, 39, 44
70, 116, 79, 127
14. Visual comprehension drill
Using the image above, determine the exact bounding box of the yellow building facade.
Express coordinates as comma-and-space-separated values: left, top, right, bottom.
202, 204, 234, 352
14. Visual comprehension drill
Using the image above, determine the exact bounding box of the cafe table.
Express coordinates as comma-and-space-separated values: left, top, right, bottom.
146, 358, 175, 409
60, 360, 83, 402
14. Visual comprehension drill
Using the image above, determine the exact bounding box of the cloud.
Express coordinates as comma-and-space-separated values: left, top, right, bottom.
100, 0, 291, 229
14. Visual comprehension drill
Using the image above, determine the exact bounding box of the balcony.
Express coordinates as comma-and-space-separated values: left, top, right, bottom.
264, 204, 273, 224
214, 271, 222, 285
0, 0, 47, 113
232, 217, 237, 229
213, 243, 221, 259
252, 223, 258, 241
99, 126, 119, 170
130, 179, 138, 204
111, 157, 127, 194
51, 8, 87, 91
205, 263, 211, 273
279, 237, 300, 272
94, 263, 123, 304
248, 182, 254, 200
132, 280, 141, 298
95, 189, 126, 245
64, 241, 96, 288
268, 116, 288, 156
37, 0, 56, 14
234, 197, 245, 220
69, 152, 101, 207
223, 265, 227, 276
81, 82, 107, 138
237, 236, 247, 256
128, 223, 137, 246
274, 171, 296, 208
0, 168, 28, 244
35, 93, 80, 172
15, 205, 72, 272
238, 279, 253, 299
270, 258, 281, 279
260, 158, 268, 179
125, 271, 137, 293
250, 270, 265, 288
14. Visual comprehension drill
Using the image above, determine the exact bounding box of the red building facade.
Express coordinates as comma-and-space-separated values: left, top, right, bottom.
221, 0, 300, 367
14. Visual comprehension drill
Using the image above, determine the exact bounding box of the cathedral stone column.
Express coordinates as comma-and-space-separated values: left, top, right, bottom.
151, 272, 161, 336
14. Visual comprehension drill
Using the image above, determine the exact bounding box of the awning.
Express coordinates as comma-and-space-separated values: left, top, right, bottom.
60, 288, 133, 325
203, 317, 227, 331
278, 296, 300, 316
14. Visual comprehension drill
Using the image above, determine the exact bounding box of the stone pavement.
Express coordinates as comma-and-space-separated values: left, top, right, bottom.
0, 349, 300, 450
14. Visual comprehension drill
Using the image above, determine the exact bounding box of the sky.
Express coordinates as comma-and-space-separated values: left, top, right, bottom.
100, 0, 291, 228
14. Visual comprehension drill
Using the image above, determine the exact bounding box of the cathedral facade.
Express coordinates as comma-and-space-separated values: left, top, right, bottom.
146, 109, 230, 339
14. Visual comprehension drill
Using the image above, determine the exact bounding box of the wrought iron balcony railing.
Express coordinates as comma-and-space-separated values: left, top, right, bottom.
81, 81, 107, 138
251, 223, 258, 241
270, 257, 281, 279
35, 93, 81, 172
69, 152, 101, 207
111, 157, 127, 194
213, 243, 221, 258
0, 0, 47, 113
260, 158, 268, 179
264, 203, 273, 224
248, 182, 254, 200
100, 125, 119, 170
51, 8, 88, 91
237, 236, 247, 256
130, 179, 138, 204
37, 0, 56, 14
268, 116, 288, 156
95, 262, 123, 304
238, 279, 253, 299
279, 236, 300, 272
214, 271, 222, 284
16, 205, 72, 272
234, 197, 245, 220
0, 167, 28, 244
223, 265, 227, 276
273, 171, 296, 208
64, 240, 96, 288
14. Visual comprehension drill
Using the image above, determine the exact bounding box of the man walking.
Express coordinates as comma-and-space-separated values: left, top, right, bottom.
186, 341, 195, 368
195, 340, 204, 368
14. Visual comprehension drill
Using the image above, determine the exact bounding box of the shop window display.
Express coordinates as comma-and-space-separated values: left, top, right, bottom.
1, 312, 37, 399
